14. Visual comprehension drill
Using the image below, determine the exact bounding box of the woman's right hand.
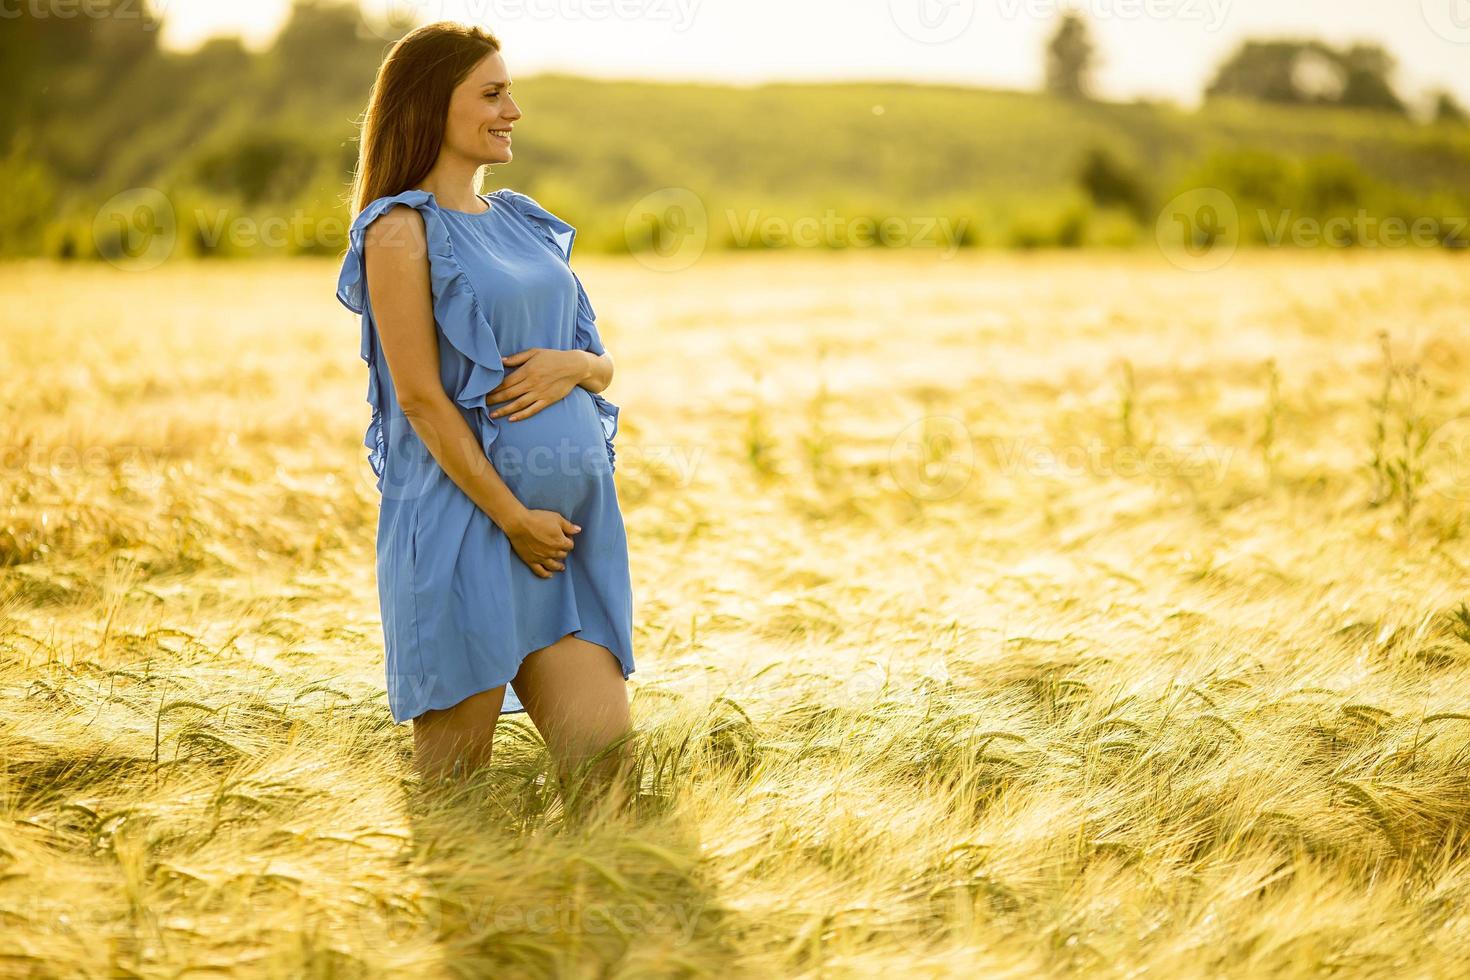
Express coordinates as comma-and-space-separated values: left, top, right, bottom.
504, 508, 580, 578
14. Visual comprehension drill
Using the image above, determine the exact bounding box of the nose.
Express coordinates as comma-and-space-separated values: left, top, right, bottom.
503, 94, 523, 121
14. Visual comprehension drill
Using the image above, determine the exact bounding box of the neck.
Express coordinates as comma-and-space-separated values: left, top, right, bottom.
413, 162, 487, 213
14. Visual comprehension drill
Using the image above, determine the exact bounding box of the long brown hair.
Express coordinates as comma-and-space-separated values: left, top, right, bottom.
346, 21, 501, 218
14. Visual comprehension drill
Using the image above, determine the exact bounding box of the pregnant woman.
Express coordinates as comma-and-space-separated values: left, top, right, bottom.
335, 22, 635, 798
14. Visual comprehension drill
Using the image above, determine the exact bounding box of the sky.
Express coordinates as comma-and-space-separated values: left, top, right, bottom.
153, 0, 1470, 109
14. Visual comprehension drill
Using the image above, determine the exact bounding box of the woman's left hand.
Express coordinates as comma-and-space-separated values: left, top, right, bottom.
486, 348, 589, 422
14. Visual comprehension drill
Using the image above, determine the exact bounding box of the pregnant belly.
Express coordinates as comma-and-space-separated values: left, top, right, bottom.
486, 387, 610, 512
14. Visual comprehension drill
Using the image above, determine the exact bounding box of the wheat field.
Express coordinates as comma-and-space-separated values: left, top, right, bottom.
2, 248, 1469, 977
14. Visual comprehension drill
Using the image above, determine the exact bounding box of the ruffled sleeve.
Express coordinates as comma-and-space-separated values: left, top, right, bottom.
568, 267, 606, 356
498, 189, 621, 473
336, 189, 506, 490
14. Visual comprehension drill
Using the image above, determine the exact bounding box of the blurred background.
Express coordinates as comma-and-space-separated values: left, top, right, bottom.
3, 0, 1468, 260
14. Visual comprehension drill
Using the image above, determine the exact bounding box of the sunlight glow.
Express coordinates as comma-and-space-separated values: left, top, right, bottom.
152, 0, 1469, 107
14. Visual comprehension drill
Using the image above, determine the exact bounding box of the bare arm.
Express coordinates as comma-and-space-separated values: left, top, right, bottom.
481, 256, 614, 419
363, 206, 529, 532
484, 347, 616, 421
576, 350, 614, 395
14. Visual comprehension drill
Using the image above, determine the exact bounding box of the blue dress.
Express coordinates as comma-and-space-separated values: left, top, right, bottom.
335, 187, 634, 723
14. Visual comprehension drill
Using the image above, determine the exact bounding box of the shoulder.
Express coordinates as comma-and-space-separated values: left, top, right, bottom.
490, 188, 576, 257
490, 187, 542, 213
351, 189, 437, 239
362, 201, 427, 251
336, 189, 440, 315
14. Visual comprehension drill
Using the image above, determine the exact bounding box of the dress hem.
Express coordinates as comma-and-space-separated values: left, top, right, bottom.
388, 626, 635, 726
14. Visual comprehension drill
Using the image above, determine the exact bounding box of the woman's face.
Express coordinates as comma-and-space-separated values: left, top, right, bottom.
445, 50, 521, 165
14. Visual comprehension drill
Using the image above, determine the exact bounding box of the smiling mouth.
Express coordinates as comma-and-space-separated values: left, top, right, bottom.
490, 129, 512, 143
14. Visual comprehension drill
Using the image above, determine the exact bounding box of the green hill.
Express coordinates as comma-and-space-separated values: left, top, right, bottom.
5, 2, 1468, 258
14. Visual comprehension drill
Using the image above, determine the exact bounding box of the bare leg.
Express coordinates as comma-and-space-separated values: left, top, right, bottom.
511, 633, 634, 815
411, 685, 506, 785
